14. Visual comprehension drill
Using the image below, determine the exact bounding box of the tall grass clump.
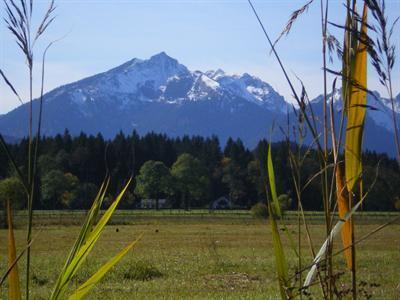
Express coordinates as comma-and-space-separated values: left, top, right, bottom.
248, 0, 399, 298
0, 1, 142, 299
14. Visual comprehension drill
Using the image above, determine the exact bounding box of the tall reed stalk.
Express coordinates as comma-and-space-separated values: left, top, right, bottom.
1, 1, 55, 297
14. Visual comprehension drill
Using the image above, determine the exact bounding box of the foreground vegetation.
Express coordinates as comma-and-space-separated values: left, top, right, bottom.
0, 218, 399, 299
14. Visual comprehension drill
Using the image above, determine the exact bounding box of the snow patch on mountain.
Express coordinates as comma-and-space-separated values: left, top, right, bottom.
367, 93, 399, 132
206, 69, 226, 80
213, 72, 287, 111
187, 71, 222, 101
312, 89, 400, 132
246, 86, 269, 102
200, 74, 220, 90
40, 52, 289, 112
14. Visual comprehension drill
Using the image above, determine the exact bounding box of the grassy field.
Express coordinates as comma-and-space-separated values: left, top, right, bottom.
5, 209, 400, 227
0, 213, 399, 299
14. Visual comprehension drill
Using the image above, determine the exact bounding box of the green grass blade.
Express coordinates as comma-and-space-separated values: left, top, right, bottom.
268, 144, 282, 218
268, 144, 298, 254
267, 143, 291, 299
68, 233, 143, 300
268, 203, 290, 299
51, 177, 132, 300
80, 176, 111, 245
51, 177, 110, 298
6, 199, 21, 300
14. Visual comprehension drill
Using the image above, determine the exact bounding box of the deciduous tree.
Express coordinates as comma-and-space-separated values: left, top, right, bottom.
135, 160, 174, 209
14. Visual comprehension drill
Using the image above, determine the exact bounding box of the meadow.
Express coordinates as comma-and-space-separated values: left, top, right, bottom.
1, 211, 399, 299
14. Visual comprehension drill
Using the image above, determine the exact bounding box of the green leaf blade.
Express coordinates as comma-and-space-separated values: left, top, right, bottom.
51, 177, 132, 300
68, 234, 143, 300
268, 144, 282, 218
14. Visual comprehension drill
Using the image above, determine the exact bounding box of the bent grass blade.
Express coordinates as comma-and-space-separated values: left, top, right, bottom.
68, 233, 143, 300
51, 177, 133, 300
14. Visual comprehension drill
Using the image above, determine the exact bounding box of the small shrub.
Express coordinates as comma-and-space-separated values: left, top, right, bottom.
394, 197, 400, 211
250, 202, 268, 219
32, 273, 49, 286
123, 261, 163, 281
278, 194, 293, 211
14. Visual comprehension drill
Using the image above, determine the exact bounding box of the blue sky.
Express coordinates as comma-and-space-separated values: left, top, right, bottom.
1, 0, 399, 114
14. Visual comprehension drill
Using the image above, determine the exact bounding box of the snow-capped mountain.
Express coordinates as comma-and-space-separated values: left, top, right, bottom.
0, 52, 398, 154
368, 93, 400, 132
303, 89, 400, 155
310, 88, 400, 133
41, 52, 286, 110
0, 52, 289, 147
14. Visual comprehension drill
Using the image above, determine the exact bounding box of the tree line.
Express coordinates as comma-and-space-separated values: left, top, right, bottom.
0, 130, 399, 211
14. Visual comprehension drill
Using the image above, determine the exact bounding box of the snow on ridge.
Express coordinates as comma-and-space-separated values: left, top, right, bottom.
310, 89, 399, 132
380, 96, 400, 113
42, 52, 289, 111
246, 86, 269, 102
368, 93, 400, 132
213, 72, 282, 107
186, 71, 222, 101
123, 58, 143, 71
206, 69, 226, 80
200, 74, 220, 90
70, 89, 86, 104
187, 72, 207, 101
167, 75, 181, 83
89, 53, 190, 97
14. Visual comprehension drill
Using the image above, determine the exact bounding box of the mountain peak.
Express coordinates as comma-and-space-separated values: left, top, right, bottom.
149, 51, 176, 63
206, 69, 226, 80
144, 51, 188, 76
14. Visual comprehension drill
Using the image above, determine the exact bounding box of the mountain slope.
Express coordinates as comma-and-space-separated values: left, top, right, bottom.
0, 52, 398, 154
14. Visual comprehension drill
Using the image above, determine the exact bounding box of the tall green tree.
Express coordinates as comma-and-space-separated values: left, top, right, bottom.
0, 177, 26, 210
221, 157, 248, 206
38, 154, 59, 174
247, 160, 265, 205
224, 138, 252, 168
171, 153, 209, 209
135, 160, 174, 209
41, 170, 79, 209
66, 182, 98, 209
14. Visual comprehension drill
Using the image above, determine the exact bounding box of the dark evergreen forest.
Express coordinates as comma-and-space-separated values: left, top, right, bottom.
1, 130, 399, 211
